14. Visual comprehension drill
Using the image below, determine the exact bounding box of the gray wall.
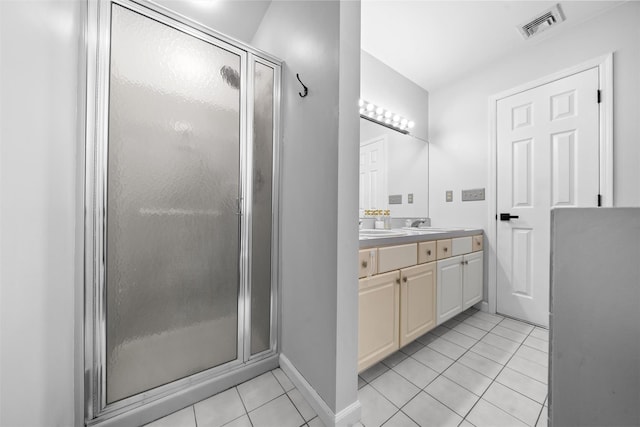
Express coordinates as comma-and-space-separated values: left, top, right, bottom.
361, 50, 429, 142
429, 2, 640, 231
550, 208, 640, 426
0, 0, 360, 424
0, 1, 83, 426
252, 0, 360, 413
428, 2, 640, 303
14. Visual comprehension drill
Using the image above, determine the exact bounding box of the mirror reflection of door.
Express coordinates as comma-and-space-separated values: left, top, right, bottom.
360, 135, 388, 211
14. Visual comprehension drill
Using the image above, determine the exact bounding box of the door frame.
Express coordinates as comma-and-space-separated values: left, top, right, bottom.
485, 54, 613, 315
82, 0, 283, 424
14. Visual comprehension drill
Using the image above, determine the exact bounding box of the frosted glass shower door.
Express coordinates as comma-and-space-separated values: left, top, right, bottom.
106, 5, 242, 404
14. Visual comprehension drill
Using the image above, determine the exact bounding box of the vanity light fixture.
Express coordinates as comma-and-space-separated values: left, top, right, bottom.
358, 98, 415, 134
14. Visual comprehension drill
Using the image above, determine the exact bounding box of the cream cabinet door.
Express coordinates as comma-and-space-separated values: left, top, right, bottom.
400, 262, 436, 347
358, 270, 400, 372
437, 256, 463, 325
463, 251, 483, 310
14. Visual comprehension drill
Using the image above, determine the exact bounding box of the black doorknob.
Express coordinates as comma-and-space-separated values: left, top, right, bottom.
500, 213, 520, 221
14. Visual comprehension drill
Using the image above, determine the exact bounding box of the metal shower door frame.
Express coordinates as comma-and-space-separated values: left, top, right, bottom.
83, 0, 282, 423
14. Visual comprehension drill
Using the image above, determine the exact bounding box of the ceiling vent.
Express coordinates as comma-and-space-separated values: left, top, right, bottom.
518, 4, 565, 39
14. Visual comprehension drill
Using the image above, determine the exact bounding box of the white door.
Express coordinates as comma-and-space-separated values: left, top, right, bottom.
360, 136, 387, 210
496, 68, 600, 327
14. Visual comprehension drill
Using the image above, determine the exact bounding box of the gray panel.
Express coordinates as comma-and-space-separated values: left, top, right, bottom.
550, 208, 640, 426
461, 188, 485, 201
388, 194, 402, 205
106, 5, 240, 403
250, 61, 274, 355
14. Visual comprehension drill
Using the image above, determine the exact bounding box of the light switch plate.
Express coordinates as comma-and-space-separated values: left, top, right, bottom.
446, 191, 453, 202
462, 188, 485, 201
408, 193, 414, 204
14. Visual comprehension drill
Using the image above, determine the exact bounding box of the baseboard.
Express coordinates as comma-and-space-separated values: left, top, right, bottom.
279, 354, 361, 427
477, 301, 490, 313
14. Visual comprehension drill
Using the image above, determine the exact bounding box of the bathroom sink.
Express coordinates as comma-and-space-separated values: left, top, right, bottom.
359, 229, 407, 238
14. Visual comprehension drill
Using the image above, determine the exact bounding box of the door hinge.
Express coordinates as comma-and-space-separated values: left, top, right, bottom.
597, 194, 602, 207
597, 89, 602, 104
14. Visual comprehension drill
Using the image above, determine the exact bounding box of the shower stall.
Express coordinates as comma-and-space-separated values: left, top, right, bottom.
84, 0, 281, 424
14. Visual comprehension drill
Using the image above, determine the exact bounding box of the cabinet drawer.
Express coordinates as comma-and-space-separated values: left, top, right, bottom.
436, 239, 452, 259
418, 241, 437, 264
452, 236, 472, 256
378, 243, 418, 273
472, 235, 483, 252
358, 249, 377, 278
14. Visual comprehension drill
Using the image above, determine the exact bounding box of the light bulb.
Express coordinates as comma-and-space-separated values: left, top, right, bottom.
375, 107, 383, 115
359, 108, 365, 115
368, 111, 375, 118
366, 103, 375, 111
393, 115, 400, 122
384, 111, 392, 118
400, 118, 408, 126
408, 121, 415, 129
377, 115, 383, 121
358, 99, 364, 107
385, 118, 391, 124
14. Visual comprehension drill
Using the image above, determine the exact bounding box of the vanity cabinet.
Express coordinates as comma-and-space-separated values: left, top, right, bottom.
418, 241, 436, 264
358, 270, 400, 372
400, 262, 436, 346
437, 251, 484, 324
358, 248, 377, 278
462, 251, 483, 310
378, 243, 417, 273
358, 233, 483, 372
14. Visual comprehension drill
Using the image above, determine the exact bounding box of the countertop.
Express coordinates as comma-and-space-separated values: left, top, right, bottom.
359, 228, 483, 249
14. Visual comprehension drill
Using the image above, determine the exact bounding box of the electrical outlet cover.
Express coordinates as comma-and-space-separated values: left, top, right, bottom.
446, 191, 453, 202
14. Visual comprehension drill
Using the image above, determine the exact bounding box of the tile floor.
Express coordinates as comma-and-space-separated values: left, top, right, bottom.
358, 308, 549, 427
148, 308, 549, 427
146, 368, 322, 427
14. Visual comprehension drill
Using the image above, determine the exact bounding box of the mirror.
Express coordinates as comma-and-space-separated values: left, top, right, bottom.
359, 118, 428, 218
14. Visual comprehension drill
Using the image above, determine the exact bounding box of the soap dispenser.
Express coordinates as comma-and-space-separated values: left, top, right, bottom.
374, 210, 385, 229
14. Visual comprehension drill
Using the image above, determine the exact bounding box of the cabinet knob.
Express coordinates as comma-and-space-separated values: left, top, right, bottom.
361, 260, 368, 268
426, 249, 432, 256
444, 247, 448, 252
402, 276, 408, 283
395, 278, 400, 284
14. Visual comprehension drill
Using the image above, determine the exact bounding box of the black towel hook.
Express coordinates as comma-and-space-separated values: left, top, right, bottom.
296, 73, 308, 98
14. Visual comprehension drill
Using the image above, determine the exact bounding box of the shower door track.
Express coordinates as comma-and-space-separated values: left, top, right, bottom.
83, 0, 282, 424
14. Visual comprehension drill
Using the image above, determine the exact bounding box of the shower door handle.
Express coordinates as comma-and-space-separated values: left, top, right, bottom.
236, 197, 243, 215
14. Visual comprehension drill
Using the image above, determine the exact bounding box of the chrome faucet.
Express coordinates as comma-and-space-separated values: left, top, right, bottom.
410, 219, 426, 228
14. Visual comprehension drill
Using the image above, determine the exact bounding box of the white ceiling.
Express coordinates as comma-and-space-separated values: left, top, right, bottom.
362, 1, 625, 92
154, 0, 272, 43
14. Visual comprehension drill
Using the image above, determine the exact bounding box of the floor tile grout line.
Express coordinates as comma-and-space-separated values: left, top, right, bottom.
283, 390, 310, 426
192, 405, 198, 427
234, 386, 252, 422
359, 311, 546, 427
236, 372, 291, 422
357, 308, 500, 426
393, 315, 491, 425
440, 316, 505, 421
533, 401, 545, 427
466, 318, 546, 426
388, 315, 503, 423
